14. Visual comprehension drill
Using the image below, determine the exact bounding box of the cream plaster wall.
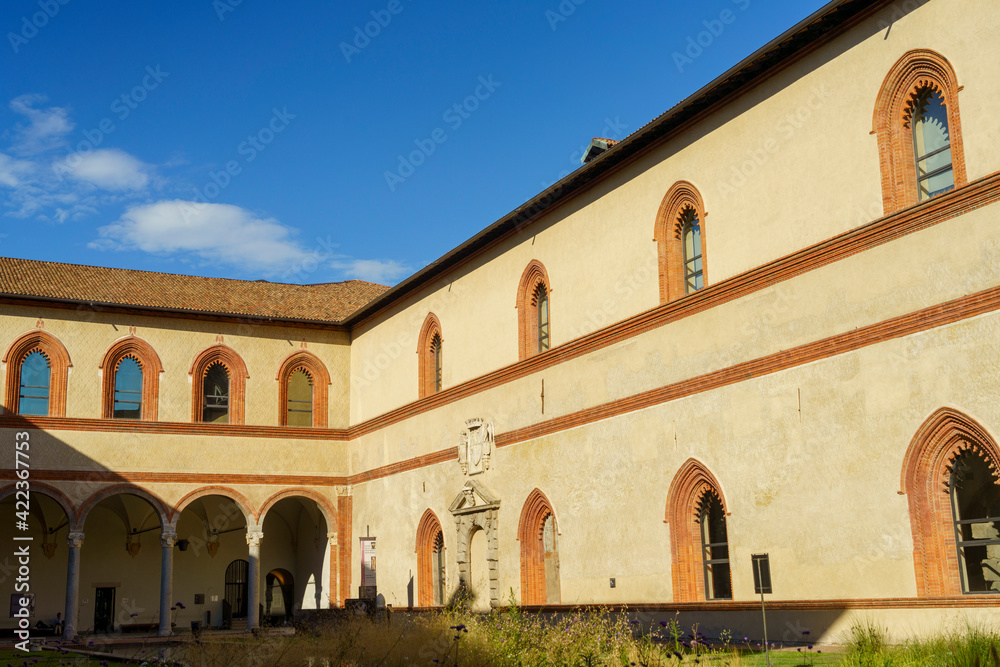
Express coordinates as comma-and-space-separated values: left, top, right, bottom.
0, 305, 351, 428
348, 0, 1000, 424
350, 307, 1000, 605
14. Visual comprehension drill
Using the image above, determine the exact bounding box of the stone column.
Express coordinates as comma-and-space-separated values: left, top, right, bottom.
246, 530, 264, 631
62, 531, 84, 640
328, 534, 338, 609
158, 527, 177, 637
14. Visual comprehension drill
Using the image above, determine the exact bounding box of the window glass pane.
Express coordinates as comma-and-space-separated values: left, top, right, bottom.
433, 531, 445, 606
913, 88, 954, 201
286, 368, 313, 427
919, 166, 955, 201
951, 453, 1000, 593
682, 209, 703, 294
18, 351, 50, 416
913, 89, 950, 156
202, 362, 230, 424
537, 286, 550, 353
113, 356, 143, 420
699, 492, 732, 600
432, 335, 442, 393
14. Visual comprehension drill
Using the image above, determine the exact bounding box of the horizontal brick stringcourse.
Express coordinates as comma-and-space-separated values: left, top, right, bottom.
0, 415, 348, 440
0, 469, 347, 487
408, 596, 999, 613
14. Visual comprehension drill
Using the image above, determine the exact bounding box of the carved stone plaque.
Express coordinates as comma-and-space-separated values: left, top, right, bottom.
459, 418, 494, 476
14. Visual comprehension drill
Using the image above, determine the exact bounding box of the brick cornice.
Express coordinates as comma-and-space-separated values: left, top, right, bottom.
0, 469, 348, 487
0, 414, 348, 440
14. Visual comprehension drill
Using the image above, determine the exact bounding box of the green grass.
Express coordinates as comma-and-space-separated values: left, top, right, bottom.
3, 611, 995, 666
0, 647, 103, 665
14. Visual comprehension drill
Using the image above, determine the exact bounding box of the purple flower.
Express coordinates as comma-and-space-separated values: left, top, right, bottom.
802, 630, 810, 635
660, 621, 669, 627
130, 612, 139, 617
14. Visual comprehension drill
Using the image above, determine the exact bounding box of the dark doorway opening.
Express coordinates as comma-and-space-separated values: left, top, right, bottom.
224, 558, 249, 625
94, 587, 115, 633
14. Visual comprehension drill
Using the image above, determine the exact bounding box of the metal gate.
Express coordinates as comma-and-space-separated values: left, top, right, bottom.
224, 559, 249, 618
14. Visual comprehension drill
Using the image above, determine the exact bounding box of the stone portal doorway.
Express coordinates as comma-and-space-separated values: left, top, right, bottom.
449, 481, 500, 609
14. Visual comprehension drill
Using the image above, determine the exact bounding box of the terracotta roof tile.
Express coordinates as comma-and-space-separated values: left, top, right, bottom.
0, 257, 389, 323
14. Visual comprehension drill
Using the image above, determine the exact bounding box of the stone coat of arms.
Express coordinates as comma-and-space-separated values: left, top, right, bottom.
459, 418, 494, 475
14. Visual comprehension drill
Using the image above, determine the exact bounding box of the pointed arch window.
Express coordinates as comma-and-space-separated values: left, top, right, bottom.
873, 49, 966, 215
518, 489, 561, 605
516, 260, 552, 360
417, 314, 444, 399
190, 345, 248, 425
3, 330, 72, 417
901, 408, 1000, 596
19, 351, 51, 416
100, 336, 162, 421
416, 510, 446, 606
666, 459, 732, 602
276, 351, 331, 428
655, 181, 708, 304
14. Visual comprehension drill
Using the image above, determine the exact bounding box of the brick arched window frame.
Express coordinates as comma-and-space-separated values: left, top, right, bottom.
99, 336, 163, 421
189, 344, 249, 424
655, 181, 708, 304
901, 408, 1000, 596
415, 509, 445, 606
2, 330, 72, 417
417, 313, 443, 399
275, 351, 330, 427
665, 458, 732, 602
516, 260, 552, 360
873, 49, 967, 215
518, 488, 560, 605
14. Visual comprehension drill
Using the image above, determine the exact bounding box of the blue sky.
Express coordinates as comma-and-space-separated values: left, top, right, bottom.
0, 0, 828, 285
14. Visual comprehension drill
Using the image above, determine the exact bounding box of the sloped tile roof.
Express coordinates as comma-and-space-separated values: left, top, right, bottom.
0, 257, 389, 323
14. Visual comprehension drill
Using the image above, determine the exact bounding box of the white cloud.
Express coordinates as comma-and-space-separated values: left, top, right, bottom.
0, 152, 34, 188
9, 94, 74, 155
331, 258, 410, 284
91, 200, 313, 273
54, 149, 151, 191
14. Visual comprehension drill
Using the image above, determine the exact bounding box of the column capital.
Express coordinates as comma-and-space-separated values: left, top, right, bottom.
67, 531, 85, 548
160, 527, 178, 548
246, 530, 264, 547
327, 533, 338, 547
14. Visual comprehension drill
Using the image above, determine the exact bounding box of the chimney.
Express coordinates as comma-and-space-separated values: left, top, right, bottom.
581, 137, 620, 164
